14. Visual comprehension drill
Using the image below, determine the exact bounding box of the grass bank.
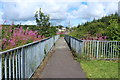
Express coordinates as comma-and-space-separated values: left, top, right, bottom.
77, 59, 119, 78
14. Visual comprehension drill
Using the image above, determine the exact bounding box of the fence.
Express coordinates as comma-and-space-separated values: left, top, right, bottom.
65, 35, 120, 60
0, 35, 60, 79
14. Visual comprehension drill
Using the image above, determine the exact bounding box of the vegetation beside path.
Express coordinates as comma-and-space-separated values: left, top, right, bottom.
69, 13, 120, 41
76, 58, 119, 78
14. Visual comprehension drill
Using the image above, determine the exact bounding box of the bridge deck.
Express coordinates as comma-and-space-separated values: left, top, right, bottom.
35, 37, 86, 78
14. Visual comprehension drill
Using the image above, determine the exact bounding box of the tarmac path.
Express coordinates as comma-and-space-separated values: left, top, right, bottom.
40, 37, 86, 78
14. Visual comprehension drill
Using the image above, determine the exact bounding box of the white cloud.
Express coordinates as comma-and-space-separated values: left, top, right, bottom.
2, 2, 38, 21
0, 10, 3, 24
70, 3, 105, 19
67, 2, 118, 21
0, 0, 119, 2
0, 0, 118, 25
2, 1, 69, 21
21, 20, 36, 25
105, 2, 118, 15
85, 3, 106, 18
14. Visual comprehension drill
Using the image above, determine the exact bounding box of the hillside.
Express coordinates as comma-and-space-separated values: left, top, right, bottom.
69, 13, 120, 41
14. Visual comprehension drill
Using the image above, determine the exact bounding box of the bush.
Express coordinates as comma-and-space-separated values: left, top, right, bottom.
69, 13, 120, 41
2, 25, 44, 50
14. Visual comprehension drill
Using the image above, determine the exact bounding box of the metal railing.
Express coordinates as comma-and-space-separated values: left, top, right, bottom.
65, 35, 120, 60
0, 35, 60, 79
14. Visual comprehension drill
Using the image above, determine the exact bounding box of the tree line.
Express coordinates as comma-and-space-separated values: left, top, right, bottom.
69, 13, 120, 41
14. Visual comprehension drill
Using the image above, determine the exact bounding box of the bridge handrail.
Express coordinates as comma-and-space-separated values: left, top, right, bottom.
0, 37, 51, 54
0, 35, 60, 79
65, 35, 120, 60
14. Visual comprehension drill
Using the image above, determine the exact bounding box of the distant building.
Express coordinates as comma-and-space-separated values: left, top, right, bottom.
57, 27, 66, 32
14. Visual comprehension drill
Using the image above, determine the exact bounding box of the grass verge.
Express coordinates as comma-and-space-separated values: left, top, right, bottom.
77, 58, 119, 78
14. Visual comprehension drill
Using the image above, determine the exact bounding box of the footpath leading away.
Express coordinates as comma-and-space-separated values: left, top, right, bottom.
40, 37, 86, 78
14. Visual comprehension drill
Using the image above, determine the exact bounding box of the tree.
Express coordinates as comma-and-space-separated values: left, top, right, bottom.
56, 25, 64, 29
106, 19, 120, 41
69, 13, 120, 41
35, 8, 50, 36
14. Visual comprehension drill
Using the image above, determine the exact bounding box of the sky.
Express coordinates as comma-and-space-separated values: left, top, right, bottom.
0, 0, 119, 27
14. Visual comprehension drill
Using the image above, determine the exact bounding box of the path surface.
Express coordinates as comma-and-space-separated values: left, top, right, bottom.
40, 37, 86, 78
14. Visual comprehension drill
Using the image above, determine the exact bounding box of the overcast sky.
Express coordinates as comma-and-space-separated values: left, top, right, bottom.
0, 0, 119, 27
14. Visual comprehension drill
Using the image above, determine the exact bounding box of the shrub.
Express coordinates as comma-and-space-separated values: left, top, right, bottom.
2, 25, 44, 50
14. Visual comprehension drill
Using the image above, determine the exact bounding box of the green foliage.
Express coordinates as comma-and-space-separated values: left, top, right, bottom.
69, 26, 87, 39
86, 22, 106, 36
35, 8, 50, 27
60, 34, 65, 37
35, 8, 51, 36
56, 25, 64, 29
69, 13, 120, 41
106, 19, 120, 41
34, 8, 57, 37
79, 60, 118, 78
44, 26, 57, 37
2, 25, 44, 50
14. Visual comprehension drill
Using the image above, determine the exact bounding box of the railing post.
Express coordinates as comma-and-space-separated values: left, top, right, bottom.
9, 53, 11, 78
12, 51, 15, 78
96, 41, 99, 59
68, 36, 70, 45
81, 41, 84, 54
0, 35, 60, 79
21, 48, 24, 78
16, 51, 18, 78
0, 54, 2, 80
